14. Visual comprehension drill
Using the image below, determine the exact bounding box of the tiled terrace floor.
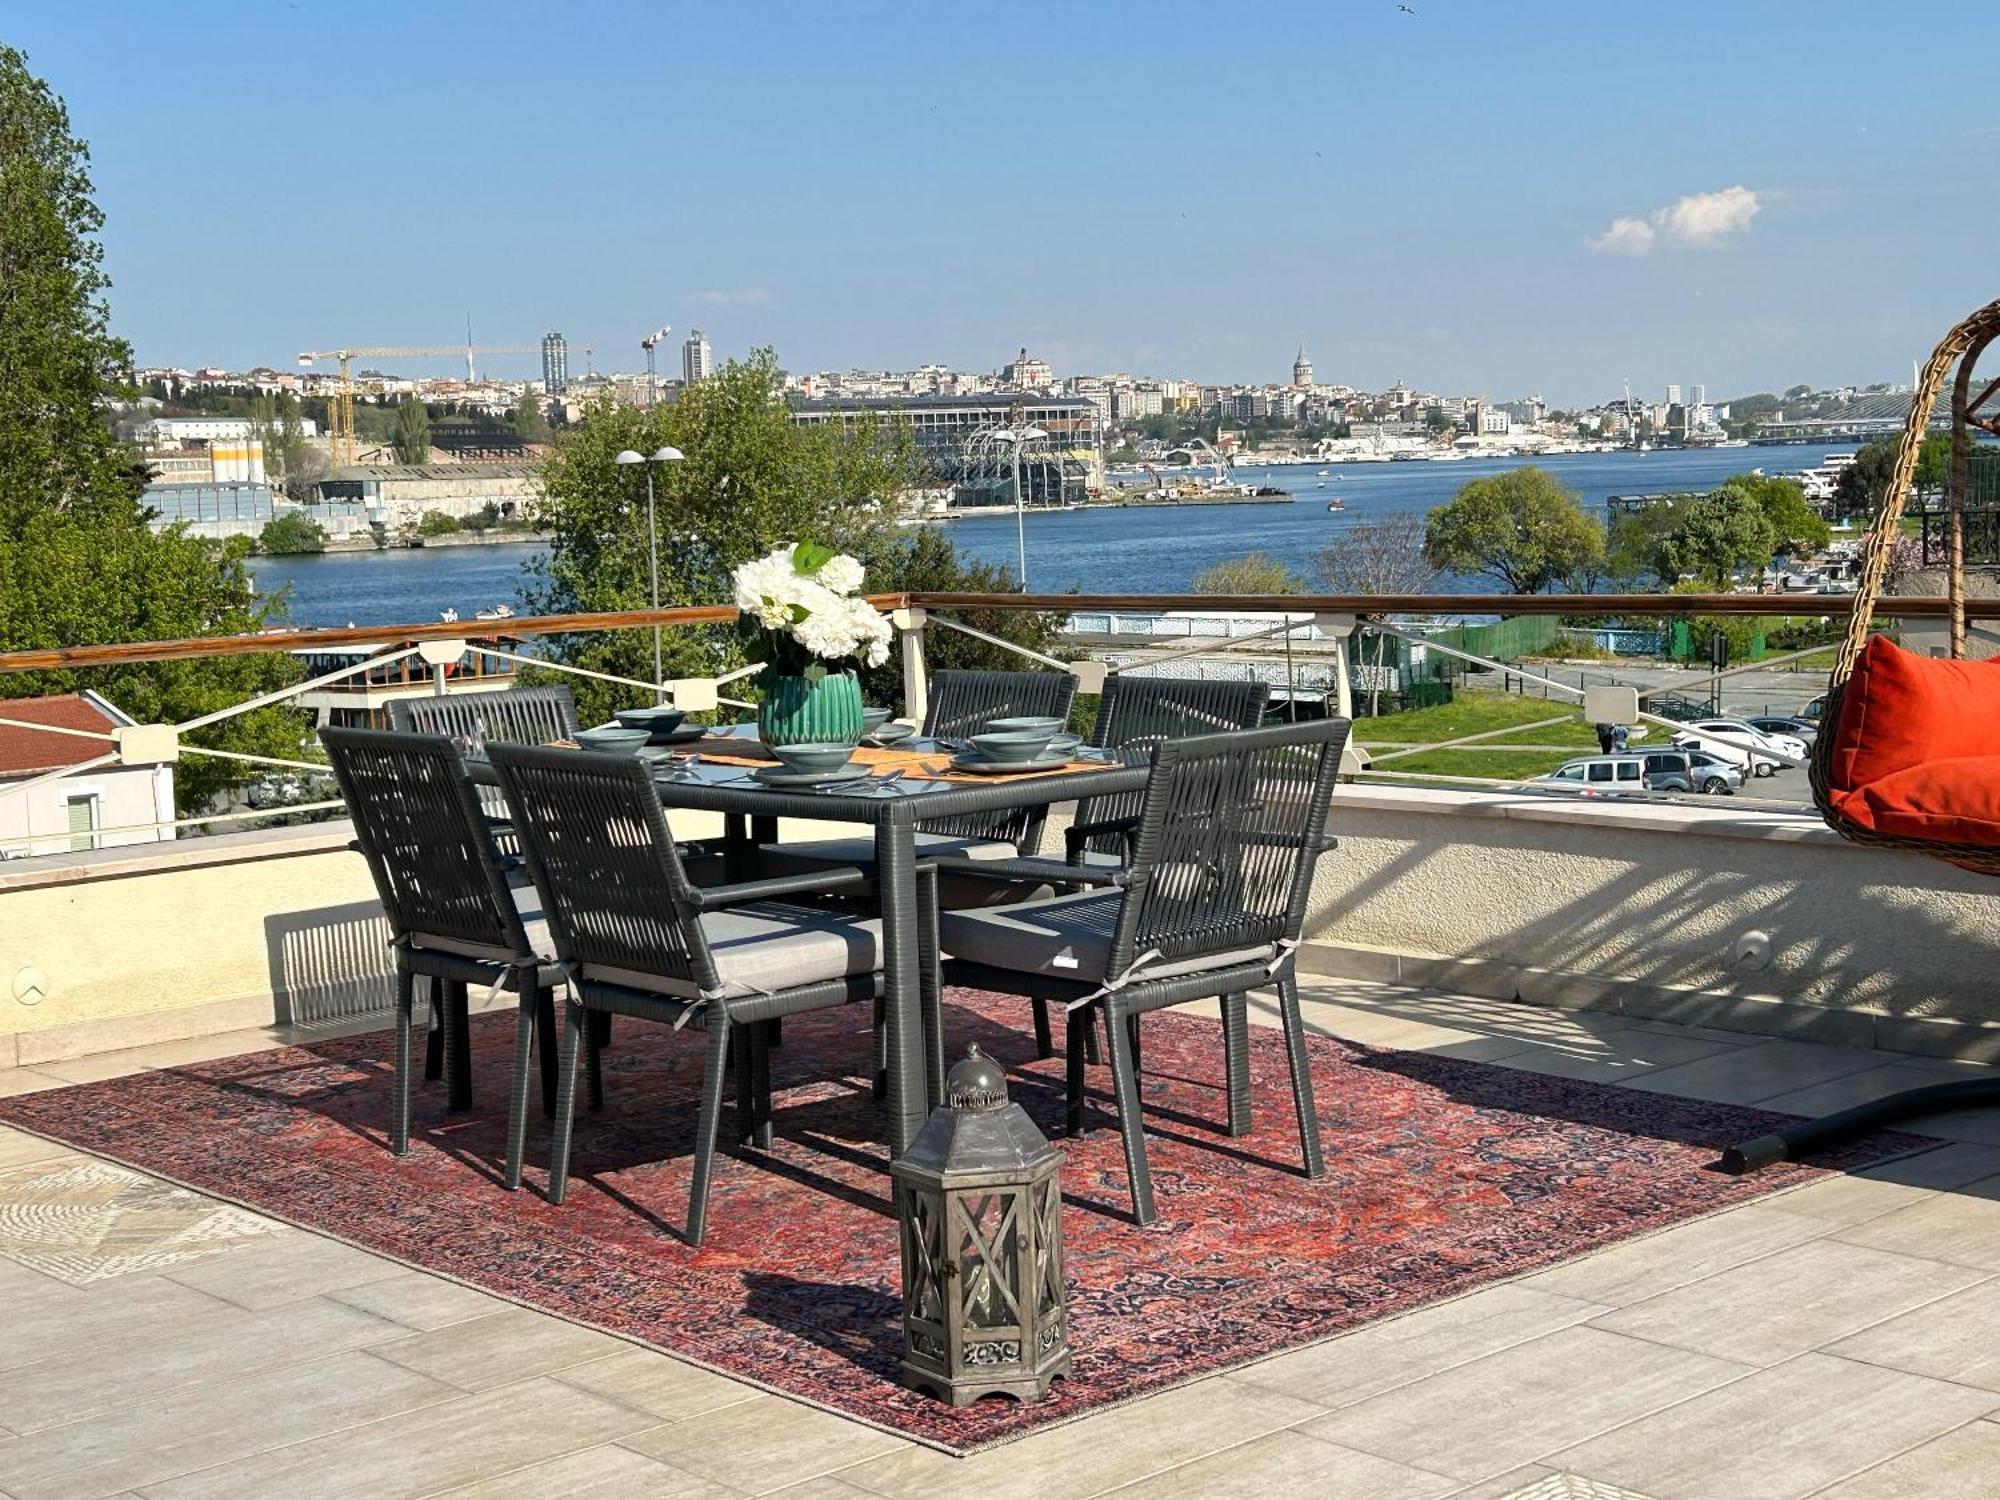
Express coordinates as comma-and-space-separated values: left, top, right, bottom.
2, 981, 1999, 1498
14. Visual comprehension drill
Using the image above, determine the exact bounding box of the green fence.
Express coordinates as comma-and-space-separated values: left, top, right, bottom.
1430, 615, 1564, 662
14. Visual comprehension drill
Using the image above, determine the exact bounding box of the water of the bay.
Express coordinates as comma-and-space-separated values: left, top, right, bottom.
248, 443, 1860, 627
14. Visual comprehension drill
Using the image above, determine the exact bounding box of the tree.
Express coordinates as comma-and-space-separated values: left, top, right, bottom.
1315, 513, 1441, 714
1654, 492, 1777, 588
528, 351, 920, 720
258, 511, 326, 555
1714, 471, 1829, 559
417, 509, 460, 537
392, 400, 429, 465
0, 47, 300, 814
1192, 552, 1307, 595
1315, 513, 1439, 596
1604, 503, 1682, 587
853, 526, 1067, 713
1832, 434, 1949, 521
1423, 468, 1604, 593
512, 395, 547, 442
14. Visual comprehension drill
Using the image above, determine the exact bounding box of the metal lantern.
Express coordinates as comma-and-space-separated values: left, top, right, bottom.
890, 1044, 1071, 1406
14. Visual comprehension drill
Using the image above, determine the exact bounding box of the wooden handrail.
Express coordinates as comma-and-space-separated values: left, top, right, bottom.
906, 591, 2000, 619
0, 589, 1981, 675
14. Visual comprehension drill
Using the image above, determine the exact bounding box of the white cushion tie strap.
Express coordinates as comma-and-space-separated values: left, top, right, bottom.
1065, 947, 1165, 1014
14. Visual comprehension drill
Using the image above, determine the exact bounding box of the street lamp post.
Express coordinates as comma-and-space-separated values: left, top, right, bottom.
992, 426, 1048, 592
614, 445, 685, 695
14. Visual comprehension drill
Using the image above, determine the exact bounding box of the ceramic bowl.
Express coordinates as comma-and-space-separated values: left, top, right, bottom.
769, 742, 853, 775
860, 707, 894, 735
984, 716, 1065, 736
575, 725, 652, 755
614, 705, 688, 742
969, 728, 1055, 764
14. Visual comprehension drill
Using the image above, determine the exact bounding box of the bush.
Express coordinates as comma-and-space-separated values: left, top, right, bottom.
258, 511, 326, 555
417, 510, 461, 537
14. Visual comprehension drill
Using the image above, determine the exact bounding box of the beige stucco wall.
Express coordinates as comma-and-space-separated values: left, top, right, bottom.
1305, 785, 2000, 1054
6, 788, 2000, 1066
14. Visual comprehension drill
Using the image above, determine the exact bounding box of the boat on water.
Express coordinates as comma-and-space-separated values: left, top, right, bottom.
1325, 497, 1347, 512
474, 603, 517, 621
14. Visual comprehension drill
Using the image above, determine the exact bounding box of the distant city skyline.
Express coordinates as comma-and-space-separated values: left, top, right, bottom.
9, 3, 1993, 404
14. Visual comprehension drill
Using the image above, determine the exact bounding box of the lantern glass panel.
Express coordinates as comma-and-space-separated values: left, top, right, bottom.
957, 1191, 1021, 1330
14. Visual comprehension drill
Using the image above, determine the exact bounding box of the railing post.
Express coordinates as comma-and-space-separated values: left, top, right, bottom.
1314, 613, 1357, 722
892, 607, 928, 725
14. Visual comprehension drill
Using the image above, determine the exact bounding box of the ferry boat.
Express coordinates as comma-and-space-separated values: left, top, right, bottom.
1325, 497, 1347, 512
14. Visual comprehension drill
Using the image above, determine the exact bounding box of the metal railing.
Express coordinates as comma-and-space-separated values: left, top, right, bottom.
0, 589, 1985, 859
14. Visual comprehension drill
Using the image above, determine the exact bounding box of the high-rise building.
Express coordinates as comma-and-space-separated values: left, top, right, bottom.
1293, 344, 1313, 387
682, 329, 712, 385
540, 332, 568, 395
1666, 384, 1683, 406
1689, 384, 1706, 408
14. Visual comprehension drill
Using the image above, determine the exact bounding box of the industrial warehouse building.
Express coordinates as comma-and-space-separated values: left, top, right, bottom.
312, 463, 543, 527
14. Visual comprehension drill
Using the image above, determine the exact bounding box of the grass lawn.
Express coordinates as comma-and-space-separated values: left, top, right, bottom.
1367, 747, 1576, 781
1356, 692, 1596, 749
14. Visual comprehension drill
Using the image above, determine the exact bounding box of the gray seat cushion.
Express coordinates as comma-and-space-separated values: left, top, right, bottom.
938, 889, 1274, 985
410, 885, 552, 967
588, 902, 882, 1000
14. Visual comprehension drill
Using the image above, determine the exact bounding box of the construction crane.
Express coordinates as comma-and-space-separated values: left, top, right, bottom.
640, 326, 672, 408
297, 343, 539, 467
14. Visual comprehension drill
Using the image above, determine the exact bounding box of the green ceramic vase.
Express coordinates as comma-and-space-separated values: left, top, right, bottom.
757, 670, 864, 747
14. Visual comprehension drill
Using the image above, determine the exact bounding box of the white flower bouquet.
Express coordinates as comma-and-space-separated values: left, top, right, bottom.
732, 541, 892, 679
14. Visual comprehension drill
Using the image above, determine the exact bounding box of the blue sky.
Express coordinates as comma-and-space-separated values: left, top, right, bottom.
13, 2, 1995, 403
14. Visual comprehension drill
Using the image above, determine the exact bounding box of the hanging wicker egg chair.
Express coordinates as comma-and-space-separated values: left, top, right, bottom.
1809, 296, 2000, 875
1727, 298, 2000, 1173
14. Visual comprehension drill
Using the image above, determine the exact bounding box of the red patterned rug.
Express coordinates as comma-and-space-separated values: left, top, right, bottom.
0, 991, 1910, 1453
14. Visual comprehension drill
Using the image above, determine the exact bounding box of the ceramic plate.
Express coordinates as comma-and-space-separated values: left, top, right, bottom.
751, 762, 872, 788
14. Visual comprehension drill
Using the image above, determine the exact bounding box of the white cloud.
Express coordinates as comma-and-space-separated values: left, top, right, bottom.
1657, 186, 1761, 247
1589, 185, 1761, 256
1590, 217, 1656, 257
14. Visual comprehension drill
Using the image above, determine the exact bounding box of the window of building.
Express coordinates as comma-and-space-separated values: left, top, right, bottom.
65, 793, 100, 852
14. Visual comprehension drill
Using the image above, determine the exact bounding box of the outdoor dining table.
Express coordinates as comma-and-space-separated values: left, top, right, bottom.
477, 723, 1151, 1156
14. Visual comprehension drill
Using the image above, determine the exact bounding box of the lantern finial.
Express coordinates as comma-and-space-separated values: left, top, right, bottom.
945, 1044, 1008, 1112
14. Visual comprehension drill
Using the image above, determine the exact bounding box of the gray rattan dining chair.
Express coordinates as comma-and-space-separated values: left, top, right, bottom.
320, 727, 582, 1191
760, 668, 1081, 894
1068, 674, 1271, 864
388, 683, 580, 743
486, 742, 908, 1245
926, 717, 1349, 1226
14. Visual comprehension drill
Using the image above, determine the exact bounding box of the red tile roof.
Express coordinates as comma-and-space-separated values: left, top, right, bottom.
0, 695, 121, 778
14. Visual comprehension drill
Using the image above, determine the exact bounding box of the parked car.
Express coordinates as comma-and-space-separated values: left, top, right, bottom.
1538, 750, 1738, 796
1801, 695, 1826, 722
1745, 714, 1818, 749
1671, 718, 1806, 778
1644, 693, 1711, 723
1678, 749, 1746, 795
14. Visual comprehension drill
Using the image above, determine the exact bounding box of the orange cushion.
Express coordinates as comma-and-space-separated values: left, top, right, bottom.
1826, 636, 2000, 793
1829, 756, 2000, 845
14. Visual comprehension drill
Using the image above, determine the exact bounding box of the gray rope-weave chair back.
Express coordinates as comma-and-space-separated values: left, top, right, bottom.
1074, 674, 1271, 857
390, 685, 580, 832
921, 669, 1079, 847
388, 684, 579, 745
320, 726, 529, 964
1106, 718, 1348, 976
484, 744, 719, 995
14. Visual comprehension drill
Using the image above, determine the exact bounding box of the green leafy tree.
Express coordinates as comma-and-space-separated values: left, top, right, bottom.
0, 47, 300, 814
1654, 492, 1777, 587
391, 399, 430, 464
1191, 552, 1307, 595
1423, 468, 1604, 593
853, 526, 1068, 713
258, 511, 326, 555
1715, 471, 1829, 558
417, 509, 460, 537
1604, 502, 1683, 587
512, 395, 547, 442
528, 351, 918, 721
